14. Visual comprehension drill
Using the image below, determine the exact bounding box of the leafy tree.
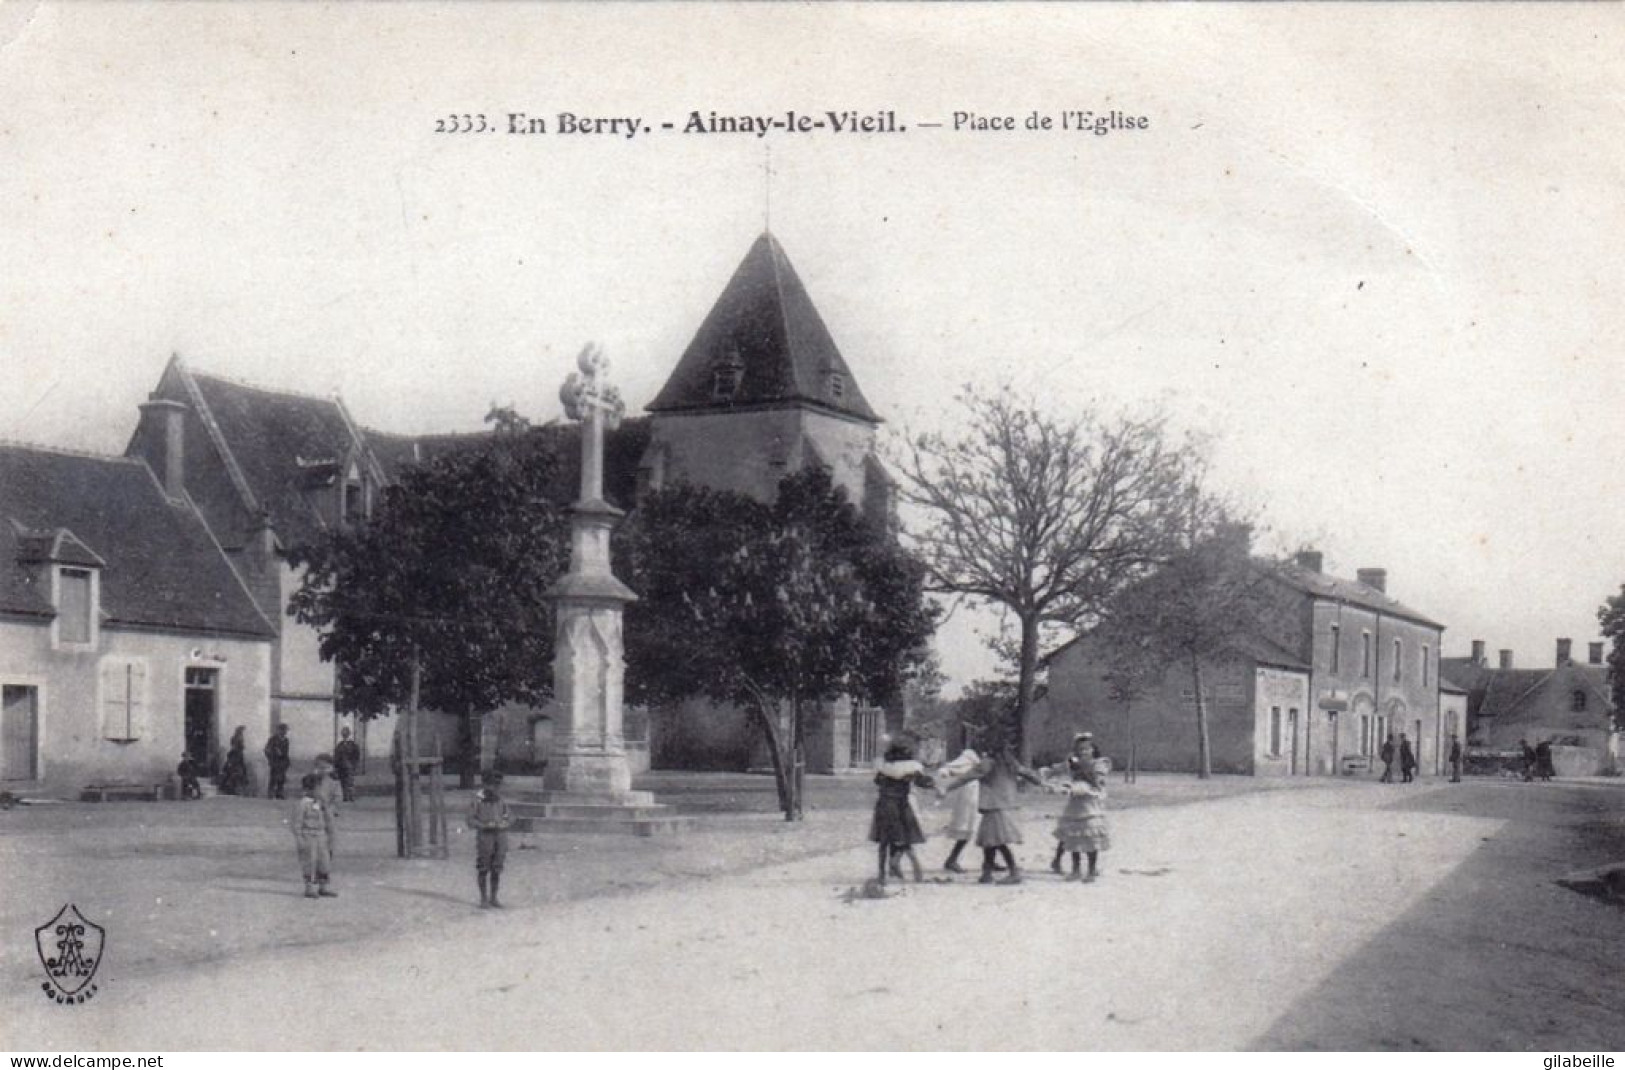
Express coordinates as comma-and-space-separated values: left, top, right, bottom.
621, 467, 938, 819
1096, 505, 1277, 778
1596, 587, 1625, 731
285, 411, 569, 787
895, 386, 1196, 758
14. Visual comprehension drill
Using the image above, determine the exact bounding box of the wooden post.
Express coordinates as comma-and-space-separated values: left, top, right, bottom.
406, 654, 422, 855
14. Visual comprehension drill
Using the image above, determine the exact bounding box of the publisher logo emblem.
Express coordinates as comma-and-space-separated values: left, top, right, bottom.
34, 904, 103, 1004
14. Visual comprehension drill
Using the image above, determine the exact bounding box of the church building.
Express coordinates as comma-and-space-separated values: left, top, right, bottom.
637, 232, 896, 772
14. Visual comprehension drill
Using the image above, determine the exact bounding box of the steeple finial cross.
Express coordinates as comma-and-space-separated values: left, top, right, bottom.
763, 145, 774, 231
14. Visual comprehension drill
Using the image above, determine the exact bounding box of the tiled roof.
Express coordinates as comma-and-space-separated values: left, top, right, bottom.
180, 370, 361, 549
647, 232, 880, 423
1476, 663, 1612, 722
363, 419, 651, 511
0, 444, 274, 638
1270, 562, 1443, 629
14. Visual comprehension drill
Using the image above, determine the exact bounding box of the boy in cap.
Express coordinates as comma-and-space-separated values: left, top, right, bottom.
291, 772, 337, 898
467, 771, 512, 908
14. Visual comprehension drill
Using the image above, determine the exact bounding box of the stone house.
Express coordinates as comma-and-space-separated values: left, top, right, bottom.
1033, 551, 1449, 777
0, 442, 274, 794
127, 359, 393, 778
1440, 638, 1618, 775
1033, 631, 1311, 774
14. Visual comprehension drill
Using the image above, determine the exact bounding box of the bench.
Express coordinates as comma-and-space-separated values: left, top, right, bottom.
1339, 755, 1373, 776
80, 782, 165, 803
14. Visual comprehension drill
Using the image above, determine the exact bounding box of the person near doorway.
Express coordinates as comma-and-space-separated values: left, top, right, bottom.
264, 724, 291, 799
1399, 734, 1417, 783
1448, 734, 1463, 783
176, 753, 202, 800
218, 726, 249, 795
1379, 734, 1397, 783
1535, 739, 1556, 781
334, 727, 361, 803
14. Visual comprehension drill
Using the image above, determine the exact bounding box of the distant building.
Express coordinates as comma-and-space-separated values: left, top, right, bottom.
0, 442, 274, 793
1441, 638, 1618, 775
1034, 551, 1449, 777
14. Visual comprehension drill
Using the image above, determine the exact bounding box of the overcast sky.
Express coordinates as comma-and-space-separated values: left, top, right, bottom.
2, 3, 1621, 692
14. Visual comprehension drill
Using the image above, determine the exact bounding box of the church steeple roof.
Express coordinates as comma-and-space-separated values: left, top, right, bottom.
647, 232, 880, 423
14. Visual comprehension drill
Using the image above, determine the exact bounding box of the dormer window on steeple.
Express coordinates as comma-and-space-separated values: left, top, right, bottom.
828, 371, 846, 402
712, 350, 745, 402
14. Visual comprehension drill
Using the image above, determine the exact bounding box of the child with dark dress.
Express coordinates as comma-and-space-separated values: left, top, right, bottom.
869, 743, 934, 885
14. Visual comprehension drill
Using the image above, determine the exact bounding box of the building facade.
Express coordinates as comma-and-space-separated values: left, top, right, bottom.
1034, 551, 1448, 778
1441, 638, 1618, 775
1, 444, 274, 793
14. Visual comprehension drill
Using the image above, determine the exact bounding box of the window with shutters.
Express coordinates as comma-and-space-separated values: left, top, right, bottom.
100, 658, 149, 742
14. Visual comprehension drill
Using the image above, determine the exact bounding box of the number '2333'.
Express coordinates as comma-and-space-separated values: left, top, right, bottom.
435, 114, 488, 133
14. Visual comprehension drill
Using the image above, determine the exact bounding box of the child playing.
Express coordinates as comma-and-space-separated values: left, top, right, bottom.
1052, 747, 1111, 882
870, 743, 934, 885
1049, 732, 1098, 874
291, 772, 337, 898
935, 747, 982, 873
947, 733, 1044, 884
467, 771, 512, 908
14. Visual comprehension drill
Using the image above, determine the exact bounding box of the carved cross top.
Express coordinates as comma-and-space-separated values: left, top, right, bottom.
559, 342, 626, 428
558, 342, 626, 504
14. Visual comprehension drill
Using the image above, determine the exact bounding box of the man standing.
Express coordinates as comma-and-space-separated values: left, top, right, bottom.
1379, 734, 1396, 782
264, 724, 291, 800
1399, 733, 1417, 783
1448, 733, 1463, 783
334, 726, 361, 803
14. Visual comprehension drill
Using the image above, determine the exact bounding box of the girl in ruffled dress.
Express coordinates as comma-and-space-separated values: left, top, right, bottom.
1053, 744, 1111, 882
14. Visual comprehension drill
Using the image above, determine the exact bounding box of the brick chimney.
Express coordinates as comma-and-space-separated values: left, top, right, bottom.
1590, 641, 1605, 666
136, 395, 188, 499
1294, 550, 1323, 573
1499, 649, 1514, 670
1556, 638, 1572, 666
1471, 639, 1486, 665
1356, 568, 1387, 593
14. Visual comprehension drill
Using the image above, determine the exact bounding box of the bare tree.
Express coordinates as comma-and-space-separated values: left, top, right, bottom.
894, 386, 1195, 759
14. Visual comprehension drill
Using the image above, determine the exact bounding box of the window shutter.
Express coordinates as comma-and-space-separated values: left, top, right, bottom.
128, 661, 149, 739
100, 659, 147, 741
